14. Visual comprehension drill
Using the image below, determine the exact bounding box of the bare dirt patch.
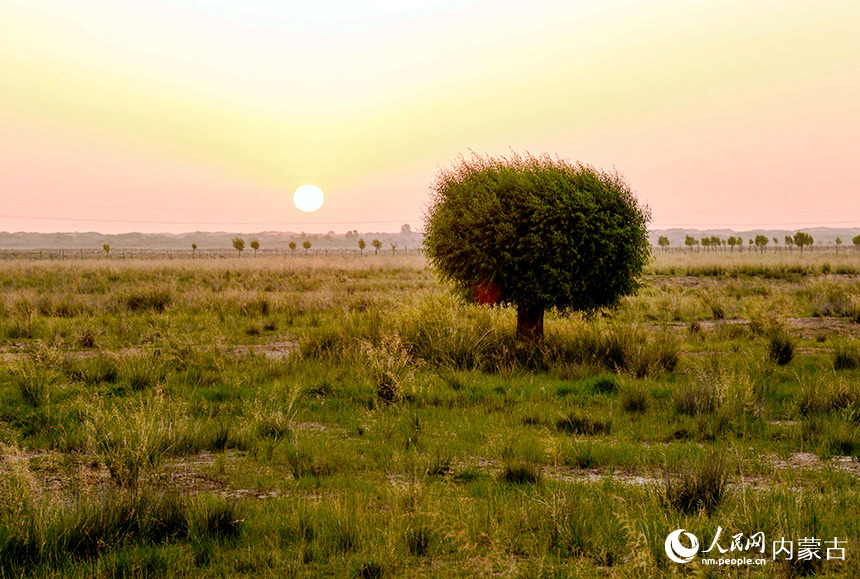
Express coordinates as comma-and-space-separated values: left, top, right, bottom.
786, 317, 860, 339
659, 317, 859, 339
771, 452, 860, 477
0, 340, 298, 363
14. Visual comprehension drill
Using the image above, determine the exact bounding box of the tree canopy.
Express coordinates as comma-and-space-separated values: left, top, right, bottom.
423, 153, 650, 341
793, 231, 813, 252
232, 237, 245, 254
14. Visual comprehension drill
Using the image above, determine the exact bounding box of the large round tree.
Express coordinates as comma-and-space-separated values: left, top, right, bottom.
423, 153, 651, 342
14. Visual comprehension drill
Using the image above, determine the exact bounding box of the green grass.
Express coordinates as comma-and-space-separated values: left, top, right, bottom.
0, 253, 858, 576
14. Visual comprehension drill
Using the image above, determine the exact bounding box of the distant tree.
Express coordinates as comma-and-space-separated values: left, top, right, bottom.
793, 231, 813, 253
784, 235, 794, 252
709, 236, 721, 250
701, 237, 711, 251
249, 239, 260, 257
772, 237, 778, 246
754, 235, 769, 252
372, 239, 382, 255
191, 243, 197, 258
853, 235, 860, 250
302, 240, 312, 255
835, 237, 843, 254
288, 241, 297, 255
358, 238, 366, 256
736, 237, 743, 252
657, 235, 670, 252
401, 223, 412, 234
727, 236, 738, 252
102, 243, 111, 258
684, 235, 699, 253
389, 242, 398, 254
232, 237, 245, 256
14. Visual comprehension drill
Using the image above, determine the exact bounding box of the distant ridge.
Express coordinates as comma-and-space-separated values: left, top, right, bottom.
0, 230, 418, 251
0, 227, 858, 250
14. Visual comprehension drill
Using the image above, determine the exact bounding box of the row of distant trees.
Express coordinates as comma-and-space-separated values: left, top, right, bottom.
97, 231, 860, 258
656, 233, 860, 253
96, 237, 407, 258
227, 237, 401, 257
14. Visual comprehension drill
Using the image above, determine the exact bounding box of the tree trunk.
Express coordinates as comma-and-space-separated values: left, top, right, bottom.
516, 305, 544, 343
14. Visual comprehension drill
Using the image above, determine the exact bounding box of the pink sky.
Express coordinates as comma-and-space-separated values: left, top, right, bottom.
1, 1, 858, 233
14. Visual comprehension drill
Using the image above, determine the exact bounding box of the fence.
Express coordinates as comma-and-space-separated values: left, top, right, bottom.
651, 245, 860, 255
0, 247, 426, 261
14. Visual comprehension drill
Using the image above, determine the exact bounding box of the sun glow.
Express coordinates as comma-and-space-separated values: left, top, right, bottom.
293, 184, 324, 212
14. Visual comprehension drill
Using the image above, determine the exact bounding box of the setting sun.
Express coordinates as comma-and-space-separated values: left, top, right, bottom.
293, 184, 324, 212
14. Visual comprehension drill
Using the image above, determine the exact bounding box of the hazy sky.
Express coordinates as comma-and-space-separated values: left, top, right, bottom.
2, 0, 858, 233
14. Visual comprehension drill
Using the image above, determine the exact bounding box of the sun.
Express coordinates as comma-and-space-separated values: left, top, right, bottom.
293, 184, 324, 212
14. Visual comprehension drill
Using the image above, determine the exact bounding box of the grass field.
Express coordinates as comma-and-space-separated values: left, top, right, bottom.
1, 252, 859, 577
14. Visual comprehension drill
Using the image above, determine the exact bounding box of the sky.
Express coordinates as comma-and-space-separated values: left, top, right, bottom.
1, 0, 858, 233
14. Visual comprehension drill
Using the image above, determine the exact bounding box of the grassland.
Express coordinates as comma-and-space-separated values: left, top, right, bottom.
0, 251, 859, 577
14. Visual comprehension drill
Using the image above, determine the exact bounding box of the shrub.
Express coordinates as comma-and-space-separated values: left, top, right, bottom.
87, 403, 173, 487
284, 445, 333, 478
833, 342, 860, 371
208, 421, 231, 453
124, 288, 172, 313
357, 561, 387, 578
824, 421, 860, 457
0, 488, 209, 573
588, 374, 620, 395
37, 295, 89, 318
797, 378, 859, 416
673, 380, 719, 416
425, 454, 453, 477
10, 362, 53, 407
395, 295, 513, 371
808, 282, 859, 318
65, 356, 120, 386
298, 326, 348, 359
405, 521, 435, 557
768, 329, 795, 366
76, 328, 97, 349
556, 413, 611, 436
250, 398, 296, 444
547, 324, 679, 377
562, 443, 610, 469
360, 333, 416, 404
240, 296, 271, 317
119, 354, 167, 391
188, 496, 246, 542
663, 454, 730, 515
620, 383, 650, 413
701, 291, 728, 320
674, 363, 757, 426
500, 461, 541, 485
